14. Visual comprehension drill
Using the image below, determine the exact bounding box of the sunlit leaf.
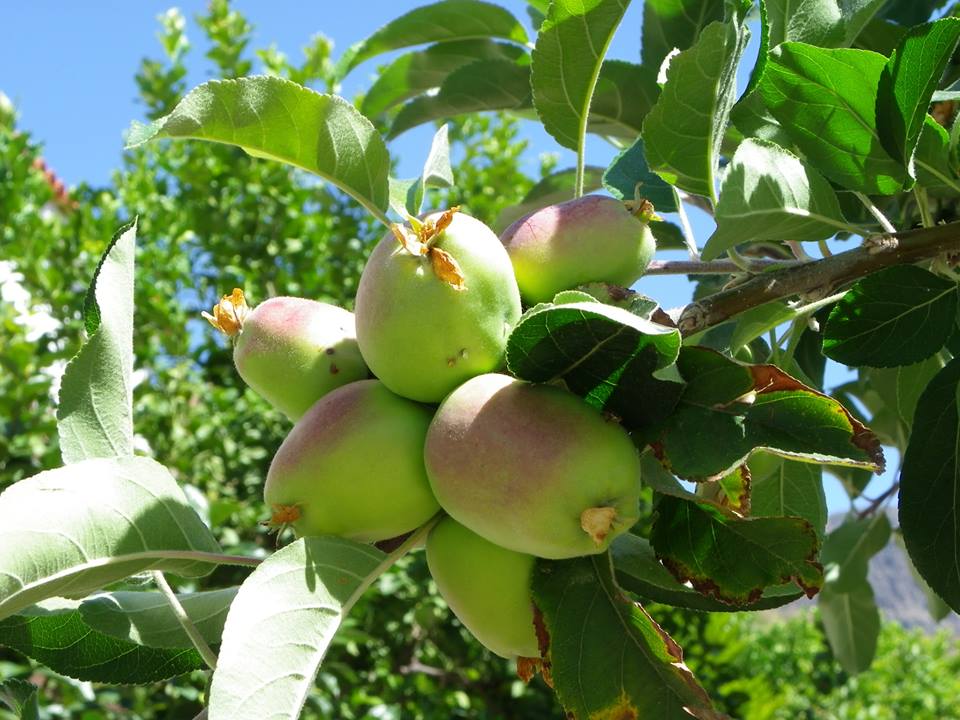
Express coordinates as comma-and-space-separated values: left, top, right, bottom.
127, 77, 391, 220
57, 220, 136, 464
0, 457, 222, 621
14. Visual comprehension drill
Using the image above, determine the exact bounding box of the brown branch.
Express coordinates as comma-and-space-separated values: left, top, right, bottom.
677, 222, 960, 337
646, 258, 796, 275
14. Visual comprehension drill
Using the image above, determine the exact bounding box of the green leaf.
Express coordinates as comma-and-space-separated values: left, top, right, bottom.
602, 137, 677, 211
80, 588, 237, 649
821, 514, 891, 592
915, 115, 960, 195
388, 59, 531, 139
643, 5, 751, 198
0, 599, 204, 684
703, 139, 851, 260
822, 265, 958, 367
335, 0, 528, 79
0, 679, 39, 720
531, 0, 631, 152
388, 124, 454, 217
126, 77, 391, 221
865, 355, 945, 438
532, 553, 720, 720
360, 40, 525, 119
877, 19, 960, 177
818, 582, 880, 674
494, 166, 605, 231
766, 0, 887, 47
656, 347, 885, 480
0, 456, 221, 622
56, 220, 136, 464
900, 358, 960, 613
650, 494, 823, 605
759, 43, 909, 195
641, 0, 724, 67
506, 301, 684, 434
612, 532, 804, 611
207, 537, 387, 720
727, 301, 798, 355
749, 454, 828, 538
587, 61, 661, 140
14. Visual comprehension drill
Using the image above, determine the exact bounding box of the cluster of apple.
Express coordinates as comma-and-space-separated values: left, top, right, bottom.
205, 195, 656, 661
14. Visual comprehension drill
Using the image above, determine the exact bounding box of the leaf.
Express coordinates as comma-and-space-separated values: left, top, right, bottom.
360, 40, 525, 119
655, 347, 885, 480
703, 138, 851, 260
603, 137, 677, 211
650, 494, 823, 605
0, 679, 39, 720
532, 553, 721, 720
759, 43, 908, 195
389, 124, 454, 216
126, 76, 391, 220
641, 0, 724, 67
612, 532, 804, 612
56, 220, 136, 464
821, 514, 891, 592
766, 0, 887, 47
643, 4, 751, 198
727, 301, 798, 355
877, 18, 960, 177
388, 59, 531, 138
822, 265, 958, 367
899, 358, 960, 613
865, 355, 945, 438
818, 582, 880, 674
0, 599, 205, 684
80, 588, 237, 649
335, 0, 528, 79
494, 166, 605, 231
588, 61, 661, 140
749, 454, 828, 538
0, 456, 221, 622
531, 0, 631, 151
208, 537, 387, 720
506, 300, 684, 435
915, 115, 960, 195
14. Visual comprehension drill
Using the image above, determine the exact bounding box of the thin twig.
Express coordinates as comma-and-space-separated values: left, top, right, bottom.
645, 258, 798, 275
645, 258, 800, 275
854, 191, 897, 234
152, 571, 219, 670
914, 186, 934, 228
857, 482, 900, 519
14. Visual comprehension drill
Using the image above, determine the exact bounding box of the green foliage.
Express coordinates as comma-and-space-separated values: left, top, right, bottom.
4, 0, 960, 717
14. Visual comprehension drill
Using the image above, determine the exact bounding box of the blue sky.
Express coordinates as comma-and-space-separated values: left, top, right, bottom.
1, 1, 891, 514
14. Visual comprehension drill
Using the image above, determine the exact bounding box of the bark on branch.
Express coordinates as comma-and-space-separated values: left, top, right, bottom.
677, 222, 960, 337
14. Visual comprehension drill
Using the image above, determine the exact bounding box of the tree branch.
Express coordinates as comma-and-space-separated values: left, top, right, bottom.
646, 258, 795, 275
677, 222, 960, 337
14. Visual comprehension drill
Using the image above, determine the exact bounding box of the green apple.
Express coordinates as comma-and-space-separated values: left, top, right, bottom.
426, 515, 538, 659
264, 379, 439, 541
205, 290, 368, 421
500, 195, 656, 304
424, 373, 641, 559
354, 209, 522, 403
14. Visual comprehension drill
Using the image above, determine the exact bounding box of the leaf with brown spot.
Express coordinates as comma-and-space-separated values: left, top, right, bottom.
657, 347, 885, 480
532, 554, 722, 719
429, 247, 467, 290
651, 494, 823, 606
